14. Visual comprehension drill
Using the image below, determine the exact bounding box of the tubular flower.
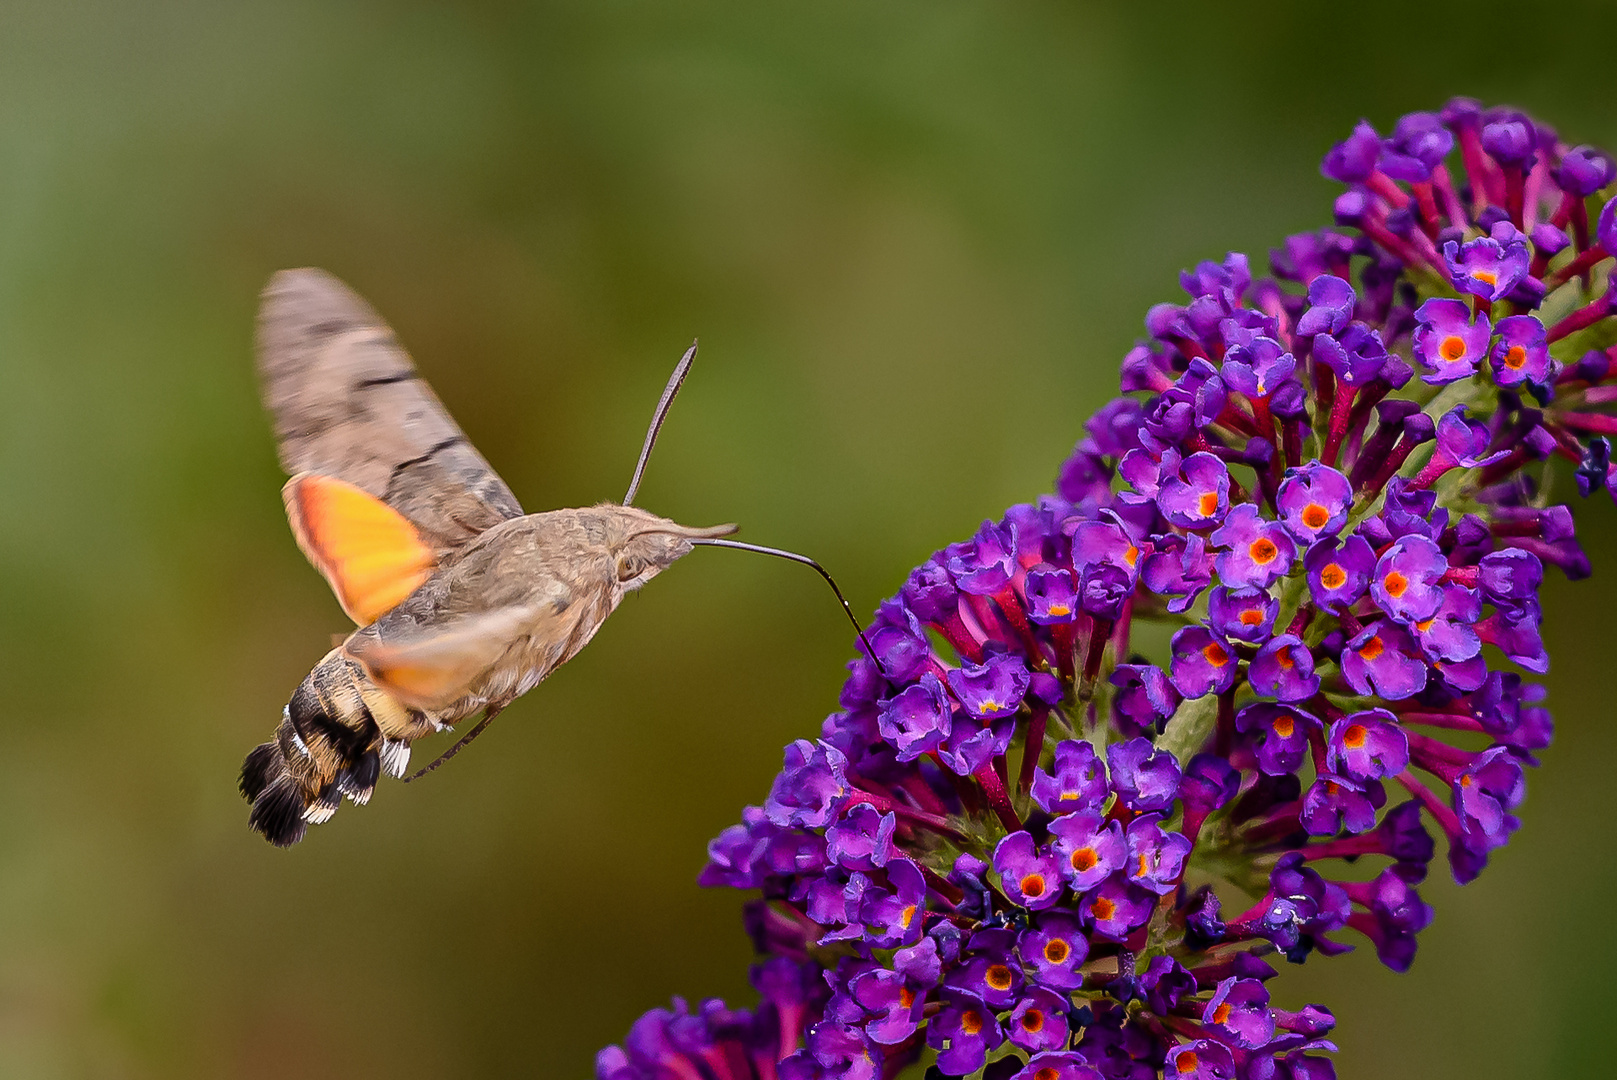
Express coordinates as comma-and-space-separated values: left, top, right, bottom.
600, 99, 1617, 1079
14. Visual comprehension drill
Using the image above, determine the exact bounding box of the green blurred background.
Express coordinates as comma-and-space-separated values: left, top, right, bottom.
0, 1, 1613, 1076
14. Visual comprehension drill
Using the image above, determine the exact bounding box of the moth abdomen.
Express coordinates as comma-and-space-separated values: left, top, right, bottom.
238, 742, 280, 804
246, 768, 309, 848
241, 649, 413, 846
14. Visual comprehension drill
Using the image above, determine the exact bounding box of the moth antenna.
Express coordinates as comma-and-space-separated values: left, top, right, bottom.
402, 703, 506, 783
689, 537, 889, 680
623, 339, 699, 506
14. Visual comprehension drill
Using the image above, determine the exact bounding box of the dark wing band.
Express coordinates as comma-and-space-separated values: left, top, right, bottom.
256, 268, 523, 552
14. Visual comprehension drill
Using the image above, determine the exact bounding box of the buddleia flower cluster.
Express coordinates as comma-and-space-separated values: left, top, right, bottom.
597, 99, 1617, 1080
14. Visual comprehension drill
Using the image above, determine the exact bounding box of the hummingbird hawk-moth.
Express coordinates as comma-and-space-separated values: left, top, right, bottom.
239, 269, 871, 847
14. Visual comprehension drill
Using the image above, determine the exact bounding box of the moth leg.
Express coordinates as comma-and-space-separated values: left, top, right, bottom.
402, 702, 508, 783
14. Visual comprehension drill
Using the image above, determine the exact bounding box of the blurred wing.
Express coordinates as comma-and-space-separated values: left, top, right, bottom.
284, 474, 437, 626
257, 267, 524, 552
343, 605, 545, 713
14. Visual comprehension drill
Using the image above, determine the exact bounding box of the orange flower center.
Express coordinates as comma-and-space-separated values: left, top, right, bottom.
899, 986, 916, 1009
1198, 491, 1220, 517
986, 964, 1014, 991
1272, 713, 1295, 738
1212, 1002, 1232, 1025
1472, 269, 1498, 285
1249, 537, 1280, 564
1343, 723, 1368, 749
1176, 1052, 1200, 1074
1276, 647, 1296, 670
1357, 635, 1385, 661
1022, 1009, 1046, 1033
1439, 334, 1468, 362
1320, 562, 1347, 589
1301, 502, 1330, 529
1125, 545, 1140, 567
1203, 641, 1231, 666
1036, 1069, 1060, 1080
1505, 345, 1528, 369
1091, 896, 1117, 921
900, 904, 918, 928
1020, 873, 1047, 898
1239, 608, 1265, 626
1071, 847, 1098, 872
1044, 939, 1070, 964
960, 1009, 983, 1036
1383, 570, 1409, 597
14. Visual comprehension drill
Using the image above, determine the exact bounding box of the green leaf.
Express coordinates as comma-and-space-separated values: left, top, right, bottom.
1158, 692, 1220, 765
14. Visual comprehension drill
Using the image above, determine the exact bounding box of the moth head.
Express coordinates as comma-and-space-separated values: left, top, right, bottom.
600, 506, 737, 593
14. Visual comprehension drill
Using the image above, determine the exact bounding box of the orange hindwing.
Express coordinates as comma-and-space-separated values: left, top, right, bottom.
283, 473, 436, 625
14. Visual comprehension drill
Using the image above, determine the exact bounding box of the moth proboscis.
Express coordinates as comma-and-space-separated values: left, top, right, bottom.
239, 268, 878, 846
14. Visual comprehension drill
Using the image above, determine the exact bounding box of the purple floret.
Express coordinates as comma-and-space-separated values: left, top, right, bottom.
926, 993, 1004, 1076
1080, 877, 1157, 941
1433, 403, 1510, 470
1412, 298, 1490, 385
1340, 620, 1429, 700
1327, 710, 1410, 783
1207, 585, 1278, 643
1247, 635, 1321, 702
766, 740, 850, 828
1379, 111, 1453, 181
1295, 274, 1356, 336
1010, 1053, 1103, 1080
1490, 314, 1551, 387
1048, 811, 1126, 892
1158, 451, 1232, 528
946, 653, 1031, 720
993, 831, 1064, 911
1554, 145, 1616, 194
826, 803, 898, 871
1444, 227, 1530, 302
1110, 663, 1182, 735
1276, 462, 1352, 544
1409, 585, 1482, 663
1304, 533, 1374, 613
1170, 625, 1239, 698
1024, 567, 1078, 624
849, 967, 925, 1045
1321, 120, 1380, 183
1221, 334, 1296, 398
1122, 815, 1192, 895
1203, 977, 1276, 1049
1168, 1040, 1239, 1080
1211, 504, 1297, 588
1107, 737, 1183, 813
1006, 987, 1071, 1053
1236, 702, 1317, 776
1139, 531, 1213, 613
877, 673, 951, 761
1018, 912, 1089, 991
1371, 535, 1448, 624
1302, 773, 1380, 836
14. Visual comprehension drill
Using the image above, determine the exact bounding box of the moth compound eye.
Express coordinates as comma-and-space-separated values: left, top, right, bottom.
616, 555, 647, 582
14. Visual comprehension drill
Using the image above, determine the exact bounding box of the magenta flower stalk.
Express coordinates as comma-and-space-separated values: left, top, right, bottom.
598, 99, 1615, 1080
